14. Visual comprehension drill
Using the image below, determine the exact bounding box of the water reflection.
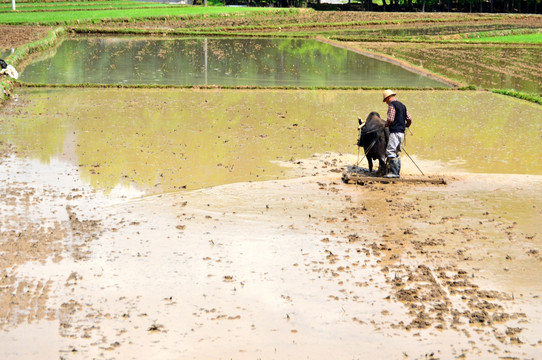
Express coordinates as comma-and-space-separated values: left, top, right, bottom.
0, 88, 539, 195
20, 36, 449, 88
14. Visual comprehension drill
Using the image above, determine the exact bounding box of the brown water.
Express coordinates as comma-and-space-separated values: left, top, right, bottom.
0, 88, 540, 195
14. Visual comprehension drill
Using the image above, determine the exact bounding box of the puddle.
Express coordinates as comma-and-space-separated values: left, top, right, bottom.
403, 90, 542, 175
0, 88, 540, 196
19, 36, 450, 88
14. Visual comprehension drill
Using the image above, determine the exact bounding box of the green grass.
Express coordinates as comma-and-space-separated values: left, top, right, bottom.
0, 0, 233, 11
0, 6, 285, 25
492, 89, 542, 105
2, 0, 141, 4
466, 32, 542, 43
0, 3, 175, 12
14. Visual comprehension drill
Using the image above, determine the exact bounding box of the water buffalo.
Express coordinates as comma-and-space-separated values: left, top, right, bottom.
357, 111, 389, 176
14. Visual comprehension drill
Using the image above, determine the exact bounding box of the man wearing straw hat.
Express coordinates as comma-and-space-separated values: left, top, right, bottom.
382, 89, 412, 178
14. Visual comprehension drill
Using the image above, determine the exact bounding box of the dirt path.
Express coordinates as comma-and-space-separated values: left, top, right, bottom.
1, 145, 541, 359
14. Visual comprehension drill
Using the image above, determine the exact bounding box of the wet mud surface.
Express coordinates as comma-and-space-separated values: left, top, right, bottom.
1, 139, 541, 359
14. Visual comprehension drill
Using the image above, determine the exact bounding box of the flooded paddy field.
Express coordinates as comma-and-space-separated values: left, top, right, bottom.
19, 37, 448, 88
358, 42, 542, 93
1, 88, 540, 194
1, 87, 541, 359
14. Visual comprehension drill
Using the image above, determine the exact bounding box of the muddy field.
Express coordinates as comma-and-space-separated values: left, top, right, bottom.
0, 86, 541, 359
1, 10, 542, 360
0, 89, 541, 358
1, 139, 541, 359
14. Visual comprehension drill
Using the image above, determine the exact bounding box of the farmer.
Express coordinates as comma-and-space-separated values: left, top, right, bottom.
382, 89, 412, 178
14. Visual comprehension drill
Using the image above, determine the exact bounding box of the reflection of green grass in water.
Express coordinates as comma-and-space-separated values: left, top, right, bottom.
0, 89, 68, 163
0, 88, 540, 194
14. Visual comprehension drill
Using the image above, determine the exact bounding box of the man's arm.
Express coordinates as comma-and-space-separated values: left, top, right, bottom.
406, 109, 412, 128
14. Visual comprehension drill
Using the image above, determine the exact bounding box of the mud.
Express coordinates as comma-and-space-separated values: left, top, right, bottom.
1, 136, 541, 359
0, 25, 52, 51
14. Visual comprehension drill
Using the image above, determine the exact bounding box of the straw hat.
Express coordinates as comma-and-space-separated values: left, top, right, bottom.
382, 89, 396, 102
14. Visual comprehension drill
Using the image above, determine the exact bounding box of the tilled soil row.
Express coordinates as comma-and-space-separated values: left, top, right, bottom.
0, 25, 51, 50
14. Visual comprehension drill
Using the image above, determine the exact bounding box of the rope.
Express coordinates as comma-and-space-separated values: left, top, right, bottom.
356, 137, 378, 166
